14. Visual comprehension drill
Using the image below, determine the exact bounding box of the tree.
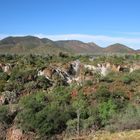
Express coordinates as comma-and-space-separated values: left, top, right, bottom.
72, 93, 88, 136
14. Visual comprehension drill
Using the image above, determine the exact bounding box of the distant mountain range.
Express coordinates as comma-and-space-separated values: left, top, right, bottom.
0, 36, 139, 54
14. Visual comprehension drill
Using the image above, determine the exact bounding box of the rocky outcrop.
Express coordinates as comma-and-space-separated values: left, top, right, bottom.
0, 63, 12, 75
130, 64, 140, 73
37, 61, 140, 86
84, 63, 112, 76
68, 60, 81, 76
38, 66, 73, 85
38, 67, 54, 80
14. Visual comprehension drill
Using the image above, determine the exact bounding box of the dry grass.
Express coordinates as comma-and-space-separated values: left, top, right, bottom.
65, 130, 140, 140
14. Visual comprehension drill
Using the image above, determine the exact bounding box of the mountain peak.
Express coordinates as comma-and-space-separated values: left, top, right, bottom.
104, 43, 134, 53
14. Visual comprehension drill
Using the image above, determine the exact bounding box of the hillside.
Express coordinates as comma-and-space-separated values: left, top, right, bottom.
104, 43, 135, 53
0, 36, 44, 49
0, 36, 138, 54
88, 42, 103, 53
55, 40, 103, 53
0, 36, 63, 54
0, 54, 140, 139
136, 49, 140, 53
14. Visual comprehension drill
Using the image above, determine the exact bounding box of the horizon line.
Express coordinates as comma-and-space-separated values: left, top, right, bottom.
0, 34, 140, 50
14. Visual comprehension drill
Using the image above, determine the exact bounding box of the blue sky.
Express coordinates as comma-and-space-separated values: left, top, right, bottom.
0, 0, 140, 49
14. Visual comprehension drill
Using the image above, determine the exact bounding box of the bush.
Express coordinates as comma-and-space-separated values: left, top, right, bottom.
4, 82, 24, 93
82, 116, 98, 130
84, 80, 93, 86
50, 86, 72, 106
95, 85, 111, 102
129, 70, 140, 84
0, 80, 6, 92
0, 106, 11, 125
37, 76, 52, 89
17, 92, 73, 138
66, 119, 78, 136
98, 99, 117, 126
111, 91, 128, 109
10, 69, 37, 84
59, 52, 69, 58
121, 75, 133, 84
24, 81, 38, 93
0, 72, 9, 81
101, 72, 119, 83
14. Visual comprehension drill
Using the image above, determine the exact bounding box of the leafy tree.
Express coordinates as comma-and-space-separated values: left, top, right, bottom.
72, 93, 88, 136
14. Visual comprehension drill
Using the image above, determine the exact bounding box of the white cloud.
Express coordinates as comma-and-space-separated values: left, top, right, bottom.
0, 34, 140, 50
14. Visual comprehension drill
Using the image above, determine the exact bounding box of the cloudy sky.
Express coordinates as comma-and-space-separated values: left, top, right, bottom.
0, 0, 140, 49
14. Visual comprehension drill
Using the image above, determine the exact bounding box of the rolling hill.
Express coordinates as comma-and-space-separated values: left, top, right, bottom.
0, 36, 138, 54
55, 40, 102, 53
104, 43, 135, 53
0, 36, 63, 54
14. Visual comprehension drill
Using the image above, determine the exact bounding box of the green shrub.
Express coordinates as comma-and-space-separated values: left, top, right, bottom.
4, 82, 24, 93
121, 75, 133, 84
95, 85, 111, 102
0, 80, 6, 92
50, 86, 72, 106
10, 69, 37, 83
24, 81, 37, 93
84, 80, 93, 86
98, 99, 117, 126
0, 72, 9, 81
37, 76, 52, 89
17, 92, 73, 137
0, 106, 11, 125
66, 119, 78, 136
82, 116, 97, 130
111, 91, 128, 110
130, 70, 140, 84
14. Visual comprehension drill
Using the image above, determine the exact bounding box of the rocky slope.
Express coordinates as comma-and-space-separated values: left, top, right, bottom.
0, 54, 140, 139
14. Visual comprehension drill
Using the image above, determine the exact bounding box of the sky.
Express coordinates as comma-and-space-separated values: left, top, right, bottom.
0, 0, 140, 49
